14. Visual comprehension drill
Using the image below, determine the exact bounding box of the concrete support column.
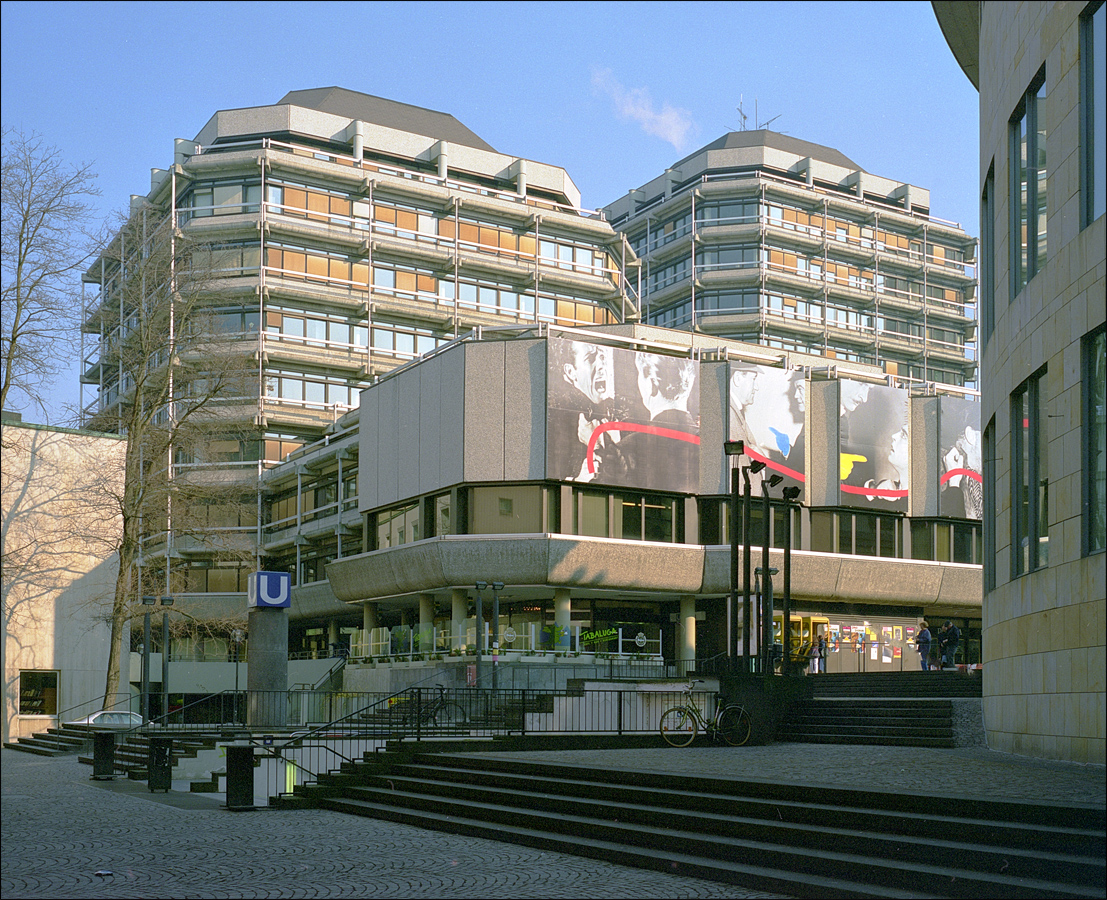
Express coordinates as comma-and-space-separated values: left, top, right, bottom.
246, 607, 288, 728
451, 588, 468, 652
553, 588, 571, 651
361, 602, 378, 656
327, 619, 339, 653
418, 593, 435, 654
680, 595, 697, 667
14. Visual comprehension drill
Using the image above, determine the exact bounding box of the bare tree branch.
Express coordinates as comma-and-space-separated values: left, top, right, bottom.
1, 129, 102, 420
89, 208, 259, 705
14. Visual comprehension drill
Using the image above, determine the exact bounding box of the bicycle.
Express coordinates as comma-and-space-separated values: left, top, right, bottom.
658, 680, 752, 747
407, 685, 467, 726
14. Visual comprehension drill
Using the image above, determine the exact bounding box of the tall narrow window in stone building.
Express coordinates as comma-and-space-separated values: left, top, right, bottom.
983, 417, 996, 591
1012, 368, 1048, 575
1010, 68, 1048, 297
980, 164, 995, 349
1085, 325, 1106, 554
1082, 0, 1106, 226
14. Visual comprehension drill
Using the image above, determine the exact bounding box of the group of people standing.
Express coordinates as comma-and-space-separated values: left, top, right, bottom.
915, 620, 960, 671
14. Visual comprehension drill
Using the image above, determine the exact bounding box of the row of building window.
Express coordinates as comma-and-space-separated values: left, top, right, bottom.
628, 197, 968, 271
364, 484, 981, 565
179, 178, 617, 280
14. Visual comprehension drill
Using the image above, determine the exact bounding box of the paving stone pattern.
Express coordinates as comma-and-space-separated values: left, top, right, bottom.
1, 750, 783, 900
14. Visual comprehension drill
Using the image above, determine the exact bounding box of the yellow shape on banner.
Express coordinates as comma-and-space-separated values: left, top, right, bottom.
840, 453, 867, 479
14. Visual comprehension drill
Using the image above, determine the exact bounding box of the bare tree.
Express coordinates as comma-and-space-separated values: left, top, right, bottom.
88, 205, 260, 705
1, 128, 101, 420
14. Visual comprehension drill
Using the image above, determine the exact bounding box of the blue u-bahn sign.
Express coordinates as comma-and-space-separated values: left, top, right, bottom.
248, 571, 291, 608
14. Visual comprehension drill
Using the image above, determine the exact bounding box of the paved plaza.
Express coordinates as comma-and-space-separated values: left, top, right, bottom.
2, 742, 1104, 899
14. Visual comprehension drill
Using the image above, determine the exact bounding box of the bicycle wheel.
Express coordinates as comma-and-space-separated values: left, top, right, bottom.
716, 705, 752, 747
435, 702, 467, 726
659, 706, 697, 747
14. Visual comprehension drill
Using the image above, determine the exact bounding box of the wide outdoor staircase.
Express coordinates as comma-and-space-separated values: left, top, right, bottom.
3, 724, 100, 757
278, 748, 1105, 899
809, 671, 984, 699
775, 671, 983, 748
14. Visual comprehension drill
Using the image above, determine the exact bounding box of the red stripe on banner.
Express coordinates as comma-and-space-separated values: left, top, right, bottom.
743, 447, 806, 482
939, 468, 983, 485
586, 421, 700, 474
841, 483, 909, 499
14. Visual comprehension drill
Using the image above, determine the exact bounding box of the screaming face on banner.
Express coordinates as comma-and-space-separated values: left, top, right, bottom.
547, 338, 700, 494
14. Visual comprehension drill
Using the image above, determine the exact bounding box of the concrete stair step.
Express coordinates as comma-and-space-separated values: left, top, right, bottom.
294, 753, 1102, 899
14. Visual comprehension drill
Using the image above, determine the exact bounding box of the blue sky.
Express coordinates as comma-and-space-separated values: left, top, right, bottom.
1, 0, 979, 423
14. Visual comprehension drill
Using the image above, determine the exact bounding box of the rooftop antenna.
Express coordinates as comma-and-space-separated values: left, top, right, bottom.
736, 95, 748, 131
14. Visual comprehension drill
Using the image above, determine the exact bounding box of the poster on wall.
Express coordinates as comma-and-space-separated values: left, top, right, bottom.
839, 380, 910, 512
939, 395, 983, 519
728, 361, 806, 497
547, 338, 700, 493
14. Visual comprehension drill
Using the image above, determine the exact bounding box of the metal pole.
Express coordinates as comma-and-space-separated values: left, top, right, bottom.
491, 583, 502, 693
474, 584, 485, 687
729, 463, 741, 671
161, 610, 169, 721
761, 481, 771, 675
742, 471, 752, 674
782, 500, 792, 676
142, 611, 151, 721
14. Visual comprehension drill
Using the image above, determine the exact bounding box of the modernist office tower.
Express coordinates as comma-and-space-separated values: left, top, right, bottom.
602, 131, 978, 389
936, 1, 1106, 764
79, 87, 638, 600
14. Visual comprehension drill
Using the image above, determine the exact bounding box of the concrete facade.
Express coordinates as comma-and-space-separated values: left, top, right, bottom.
1, 421, 125, 741
935, 0, 1107, 764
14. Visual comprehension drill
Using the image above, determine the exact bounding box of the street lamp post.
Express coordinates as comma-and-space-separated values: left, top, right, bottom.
141, 596, 155, 722
474, 583, 486, 687
490, 582, 504, 692
231, 628, 245, 725
722, 441, 766, 675
760, 474, 783, 674
780, 486, 801, 675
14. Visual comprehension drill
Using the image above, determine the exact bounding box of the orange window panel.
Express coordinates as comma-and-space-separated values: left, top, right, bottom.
266, 248, 283, 268
330, 196, 352, 218
284, 251, 307, 274
306, 192, 329, 220
374, 205, 397, 224
352, 263, 370, 286
284, 188, 307, 211
330, 258, 351, 282
458, 222, 479, 244
518, 234, 536, 256
396, 209, 418, 232
416, 273, 437, 293
395, 271, 417, 293
438, 217, 456, 240
305, 254, 328, 278
478, 226, 500, 248
499, 230, 518, 251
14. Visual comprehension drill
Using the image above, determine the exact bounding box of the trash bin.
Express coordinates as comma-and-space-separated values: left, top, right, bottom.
225, 744, 255, 811
147, 737, 172, 793
92, 732, 115, 780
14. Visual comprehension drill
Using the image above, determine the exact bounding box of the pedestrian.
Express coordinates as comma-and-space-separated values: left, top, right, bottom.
808, 638, 820, 675
817, 634, 827, 673
916, 620, 932, 671
939, 620, 960, 669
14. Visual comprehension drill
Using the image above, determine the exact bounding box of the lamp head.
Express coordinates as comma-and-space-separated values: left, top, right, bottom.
782, 485, 801, 501
475, 582, 488, 591
748, 460, 766, 475
491, 582, 504, 591
723, 440, 744, 457
142, 595, 157, 606
768, 474, 784, 488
